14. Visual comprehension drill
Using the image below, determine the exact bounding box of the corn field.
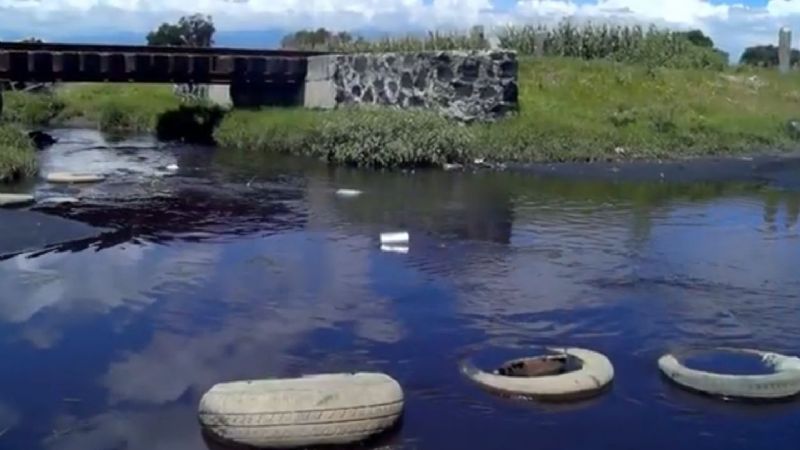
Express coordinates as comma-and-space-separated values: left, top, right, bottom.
318, 22, 726, 70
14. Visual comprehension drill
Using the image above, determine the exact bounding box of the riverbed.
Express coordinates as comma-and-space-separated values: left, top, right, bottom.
1, 129, 799, 450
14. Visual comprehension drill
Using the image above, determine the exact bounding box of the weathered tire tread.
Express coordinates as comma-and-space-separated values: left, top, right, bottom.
200, 401, 402, 427
199, 373, 403, 447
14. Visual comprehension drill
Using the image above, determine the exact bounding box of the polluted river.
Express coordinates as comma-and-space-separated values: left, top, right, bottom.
1, 128, 800, 450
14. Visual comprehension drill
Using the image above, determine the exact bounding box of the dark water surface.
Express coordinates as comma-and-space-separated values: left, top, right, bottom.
1, 129, 800, 450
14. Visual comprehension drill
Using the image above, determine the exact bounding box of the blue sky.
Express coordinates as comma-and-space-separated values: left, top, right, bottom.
2, 0, 800, 59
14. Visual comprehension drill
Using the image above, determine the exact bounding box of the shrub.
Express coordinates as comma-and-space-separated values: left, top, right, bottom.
216, 108, 475, 168
0, 125, 37, 182
0, 91, 64, 125
310, 108, 474, 168
156, 105, 226, 144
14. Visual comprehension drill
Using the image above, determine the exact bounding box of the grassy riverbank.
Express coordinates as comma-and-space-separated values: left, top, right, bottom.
217, 57, 800, 166
4, 57, 800, 169
0, 125, 37, 182
1, 84, 181, 132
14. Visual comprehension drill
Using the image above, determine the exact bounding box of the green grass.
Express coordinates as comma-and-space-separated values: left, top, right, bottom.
6, 57, 800, 168
3, 84, 192, 134
0, 90, 64, 125
57, 84, 182, 132
215, 108, 472, 168
475, 57, 800, 162
0, 125, 37, 182
295, 22, 726, 71
215, 58, 800, 166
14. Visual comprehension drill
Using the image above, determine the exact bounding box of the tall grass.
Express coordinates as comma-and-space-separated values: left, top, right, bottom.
215, 58, 800, 167
215, 108, 473, 168
0, 125, 37, 182
58, 84, 183, 132
321, 22, 726, 70
0, 91, 64, 125
499, 23, 725, 69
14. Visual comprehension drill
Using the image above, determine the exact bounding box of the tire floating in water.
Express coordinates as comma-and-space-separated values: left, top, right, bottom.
0, 193, 34, 207
45, 172, 106, 184
659, 348, 800, 400
198, 372, 404, 449
462, 347, 615, 401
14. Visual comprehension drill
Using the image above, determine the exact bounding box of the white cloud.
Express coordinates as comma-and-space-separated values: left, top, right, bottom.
1, 1, 800, 64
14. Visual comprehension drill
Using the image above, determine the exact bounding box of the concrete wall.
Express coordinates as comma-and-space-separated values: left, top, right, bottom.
304, 51, 518, 122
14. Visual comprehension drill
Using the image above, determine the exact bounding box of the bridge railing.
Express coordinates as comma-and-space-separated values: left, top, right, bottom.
0, 42, 326, 84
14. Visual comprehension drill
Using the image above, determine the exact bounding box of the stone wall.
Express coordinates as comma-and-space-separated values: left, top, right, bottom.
305, 51, 518, 122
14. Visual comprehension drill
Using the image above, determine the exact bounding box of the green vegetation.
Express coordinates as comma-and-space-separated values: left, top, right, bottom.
0, 125, 37, 182
215, 57, 800, 166
283, 23, 726, 70
147, 13, 215, 47
4, 20, 800, 169
58, 84, 182, 132
3, 84, 182, 132
472, 58, 800, 162
215, 108, 472, 168
0, 90, 64, 125
740, 44, 800, 68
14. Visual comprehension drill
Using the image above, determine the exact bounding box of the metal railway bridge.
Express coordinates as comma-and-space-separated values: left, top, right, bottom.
0, 41, 327, 109
0, 41, 324, 83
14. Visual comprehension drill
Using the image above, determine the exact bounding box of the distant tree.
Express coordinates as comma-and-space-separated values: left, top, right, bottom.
147, 14, 215, 47
281, 28, 356, 50
740, 44, 800, 67
678, 29, 714, 48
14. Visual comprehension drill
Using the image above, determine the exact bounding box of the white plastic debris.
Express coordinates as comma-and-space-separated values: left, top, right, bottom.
45, 172, 106, 184
39, 196, 80, 205
336, 189, 363, 198
0, 193, 34, 207
381, 245, 410, 254
166, 164, 179, 172
380, 232, 410, 246
443, 163, 464, 171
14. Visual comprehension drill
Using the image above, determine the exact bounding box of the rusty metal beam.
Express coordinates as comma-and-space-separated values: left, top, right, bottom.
0, 49, 309, 84
0, 41, 327, 58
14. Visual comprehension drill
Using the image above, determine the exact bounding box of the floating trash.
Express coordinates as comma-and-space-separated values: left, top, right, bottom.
45, 172, 106, 184
659, 348, 800, 400
462, 347, 614, 401
0, 193, 34, 207
39, 196, 80, 205
199, 372, 404, 449
381, 245, 410, 254
166, 164, 179, 172
380, 232, 410, 246
336, 189, 363, 198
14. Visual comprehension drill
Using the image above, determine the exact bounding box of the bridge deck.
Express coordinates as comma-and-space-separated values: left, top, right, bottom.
0, 42, 327, 84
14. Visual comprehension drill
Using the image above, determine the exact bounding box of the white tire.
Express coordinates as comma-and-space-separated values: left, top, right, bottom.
462, 347, 614, 400
0, 193, 34, 207
198, 372, 404, 449
659, 349, 800, 400
39, 196, 79, 205
45, 172, 106, 184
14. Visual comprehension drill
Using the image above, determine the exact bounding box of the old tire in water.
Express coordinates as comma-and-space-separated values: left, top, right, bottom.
45, 172, 105, 184
659, 349, 800, 400
198, 372, 404, 449
462, 347, 614, 401
0, 193, 34, 207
